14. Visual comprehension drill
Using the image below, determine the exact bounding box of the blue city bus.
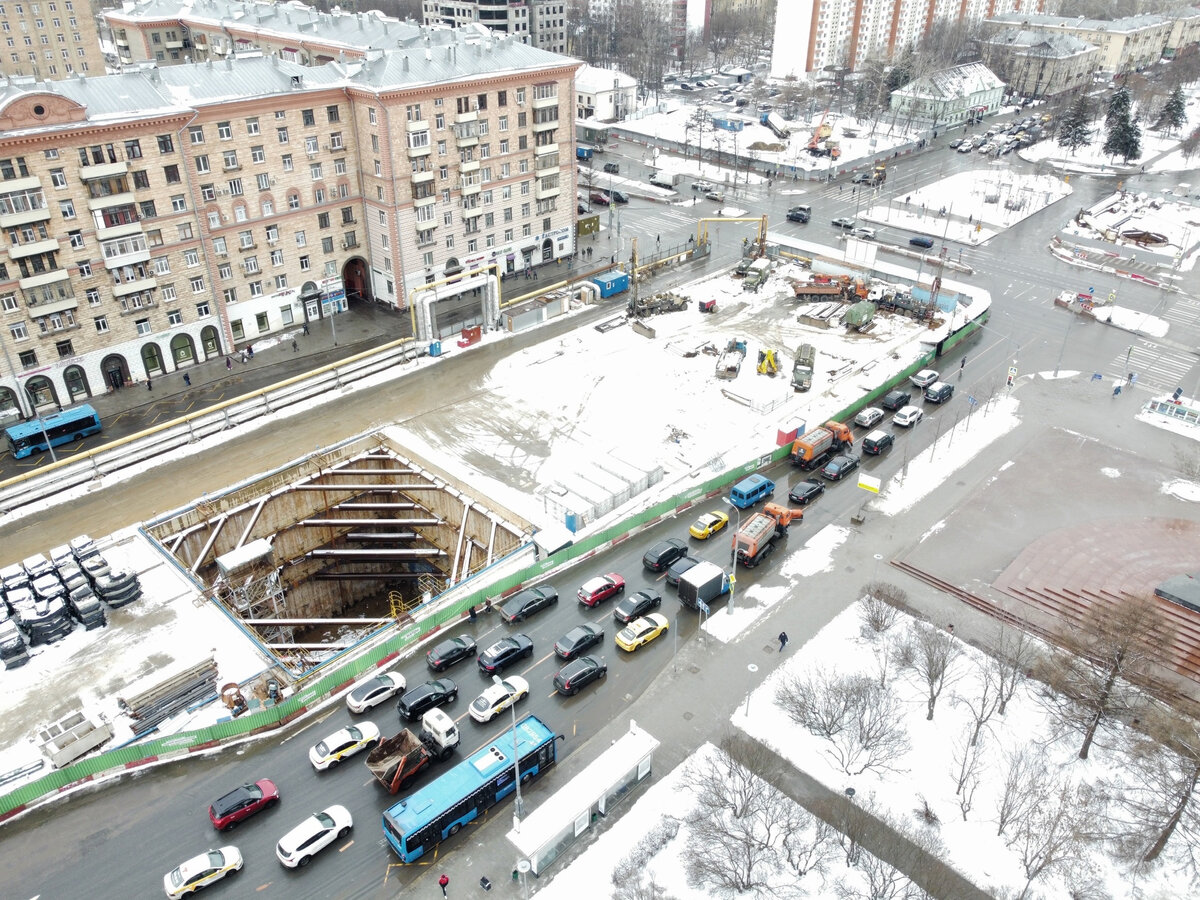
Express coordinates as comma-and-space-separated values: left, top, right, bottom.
4, 403, 102, 458
382, 714, 560, 863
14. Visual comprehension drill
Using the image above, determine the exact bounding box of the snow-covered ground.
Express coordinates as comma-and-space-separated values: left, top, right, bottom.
541, 593, 1199, 899
1061, 189, 1199, 272
618, 99, 926, 176
854, 169, 1073, 245
1020, 116, 1191, 176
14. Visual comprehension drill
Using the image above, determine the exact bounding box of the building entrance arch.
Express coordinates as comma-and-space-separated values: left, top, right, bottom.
101, 354, 130, 391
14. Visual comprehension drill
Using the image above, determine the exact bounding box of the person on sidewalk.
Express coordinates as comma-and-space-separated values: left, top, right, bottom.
183, 373, 191, 387
778, 631, 789, 652
302, 322, 310, 336
226, 357, 233, 371
146, 378, 152, 392
247, 346, 254, 360
292, 339, 299, 352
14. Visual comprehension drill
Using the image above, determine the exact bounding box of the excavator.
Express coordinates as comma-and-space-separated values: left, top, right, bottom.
756, 349, 778, 376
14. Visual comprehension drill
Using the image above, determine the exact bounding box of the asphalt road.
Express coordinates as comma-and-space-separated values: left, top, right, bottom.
2, 130, 1197, 897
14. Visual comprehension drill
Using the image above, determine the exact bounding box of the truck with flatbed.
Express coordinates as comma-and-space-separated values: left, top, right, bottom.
677, 561, 731, 610
715, 338, 747, 379
789, 420, 853, 470
792, 343, 816, 392
733, 503, 804, 567
365, 708, 460, 794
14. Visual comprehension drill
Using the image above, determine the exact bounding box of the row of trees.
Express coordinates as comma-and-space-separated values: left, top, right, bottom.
1057, 83, 1189, 162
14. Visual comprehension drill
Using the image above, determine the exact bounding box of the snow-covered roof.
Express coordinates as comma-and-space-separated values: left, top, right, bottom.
893, 62, 1004, 102
575, 63, 636, 94
986, 12, 1173, 33
983, 28, 1097, 58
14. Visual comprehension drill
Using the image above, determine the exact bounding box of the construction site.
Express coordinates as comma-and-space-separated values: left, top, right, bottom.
143, 431, 535, 671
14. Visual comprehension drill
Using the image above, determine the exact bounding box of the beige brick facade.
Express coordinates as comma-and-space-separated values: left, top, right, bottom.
0, 0, 106, 81
0, 38, 578, 415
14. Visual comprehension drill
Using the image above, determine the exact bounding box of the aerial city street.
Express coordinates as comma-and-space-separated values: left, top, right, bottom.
0, 2, 1199, 899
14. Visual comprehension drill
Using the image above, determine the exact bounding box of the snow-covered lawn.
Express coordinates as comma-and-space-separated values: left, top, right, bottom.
856, 169, 1072, 246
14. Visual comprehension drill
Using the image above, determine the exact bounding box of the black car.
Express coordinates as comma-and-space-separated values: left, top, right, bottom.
788, 478, 825, 505
861, 430, 894, 456
610, 190, 629, 204
642, 538, 688, 572
499, 586, 558, 623
602, 162, 619, 174
478, 633, 534, 674
397, 678, 458, 720
577, 202, 588, 214
554, 623, 604, 660
787, 208, 810, 223
665, 555, 701, 588
426, 635, 477, 672
553, 655, 607, 696
881, 389, 912, 411
613, 590, 662, 625
821, 454, 860, 481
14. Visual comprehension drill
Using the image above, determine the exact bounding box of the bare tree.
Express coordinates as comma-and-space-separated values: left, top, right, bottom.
781, 816, 838, 881
612, 818, 681, 897
995, 746, 1046, 838
859, 581, 905, 635
1036, 595, 1171, 760
682, 735, 811, 897
1109, 706, 1200, 866
898, 621, 963, 721
836, 851, 920, 900
955, 662, 999, 747
949, 725, 984, 821
988, 625, 1036, 716
776, 672, 910, 776
1011, 781, 1102, 900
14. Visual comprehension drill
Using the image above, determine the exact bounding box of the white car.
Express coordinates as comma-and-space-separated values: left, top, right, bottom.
308, 721, 380, 771
909, 369, 940, 388
854, 407, 884, 428
849, 226, 876, 240
893, 405, 924, 428
345, 671, 406, 714
469, 675, 530, 723
692, 179, 715, 192
275, 805, 353, 868
163, 846, 243, 898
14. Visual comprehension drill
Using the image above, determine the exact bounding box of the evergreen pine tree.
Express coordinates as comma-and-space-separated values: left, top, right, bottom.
1103, 115, 1142, 163
1057, 95, 1094, 154
1160, 86, 1187, 135
1105, 87, 1132, 130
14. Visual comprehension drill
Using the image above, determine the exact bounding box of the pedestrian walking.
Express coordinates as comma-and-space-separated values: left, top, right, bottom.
778, 631, 789, 652
302, 322, 310, 336
960, 356, 967, 371
239, 350, 247, 364
226, 357, 233, 371
292, 339, 299, 352
146, 378, 152, 392
246, 346, 254, 360
439, 873, 449, 897
183, 373, 191, 387
1113, 384, 1122, 397
1129, 372, 1138, 385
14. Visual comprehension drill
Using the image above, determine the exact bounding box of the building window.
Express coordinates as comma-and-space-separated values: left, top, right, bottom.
160, 284, 176, 301
295, 230, 306, 247
299, 254, 310, 270
68, 230, 84, 249
248, 281, 263, 297
217, 121, 232, 140
195, 301, 209, 316
171, 194, 187, 212
59, 199, 75, 218
277, 127, 288, 144
190, 276, 204, 293
94, 315, 108, 333
256, 312, 269, 332
135, 318, 151, 335
251, 145, 265, 164
167, 309, 182, 326
189, 126, 204, 144
326, 105, 340, 123
302, 109, 315, 127
157, 134, 174, 154
164, 164, 180, 184
222, 287, 236, 304
245, 117, 260, 135
76, 259, 91, 277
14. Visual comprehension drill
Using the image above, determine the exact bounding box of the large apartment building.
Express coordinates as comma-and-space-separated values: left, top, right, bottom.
421, 0, 570, 54
770, 0, 1043, 76
0, 0, 107, 81
0, 30, 579, 416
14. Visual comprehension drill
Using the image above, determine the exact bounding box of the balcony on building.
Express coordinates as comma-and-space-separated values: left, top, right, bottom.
0, 190, 51, 228
79, 158, 129, 182
113, 278, 158, 299
411, 169, 435, 186
460, 173, 482, 194
101, 236, 151, 269
18, 267, 70, 292
460, 159, 480, 175
454, 109, 479, 126
531, 86, 559, 110
8, 237, 61, 260
24, 288, 78, 316
535, 181, 561, 201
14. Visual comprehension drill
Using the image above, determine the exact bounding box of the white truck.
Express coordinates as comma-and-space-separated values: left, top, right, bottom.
649, 171, 681, 189
678, 561, 731, 610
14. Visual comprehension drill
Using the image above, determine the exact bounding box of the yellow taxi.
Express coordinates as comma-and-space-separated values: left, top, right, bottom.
615, 614, 669, 652
688, 511, 729, 540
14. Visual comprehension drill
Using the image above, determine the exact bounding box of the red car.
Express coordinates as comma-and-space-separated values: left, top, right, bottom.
577, 573, 625, 607
208, 778, 279, 831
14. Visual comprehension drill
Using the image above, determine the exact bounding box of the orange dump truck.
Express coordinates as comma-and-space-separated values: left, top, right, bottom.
789, 421, 853, 470
733, 503, 804, 567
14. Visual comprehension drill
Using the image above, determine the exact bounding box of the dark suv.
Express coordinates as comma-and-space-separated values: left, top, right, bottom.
397, 678, 458, 720
642, 538, 687, 572
478, 634, 534, 674
881, 389, 911, 411
426, 636, 477, 672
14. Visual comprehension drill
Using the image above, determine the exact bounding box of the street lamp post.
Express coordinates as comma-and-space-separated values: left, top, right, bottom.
23, 382, 56, 463
493, 675, 524, 821
722, 497, 741, 613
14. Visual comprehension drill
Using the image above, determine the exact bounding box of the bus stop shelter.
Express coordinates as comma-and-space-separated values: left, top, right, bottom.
506, 720, 659, 876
